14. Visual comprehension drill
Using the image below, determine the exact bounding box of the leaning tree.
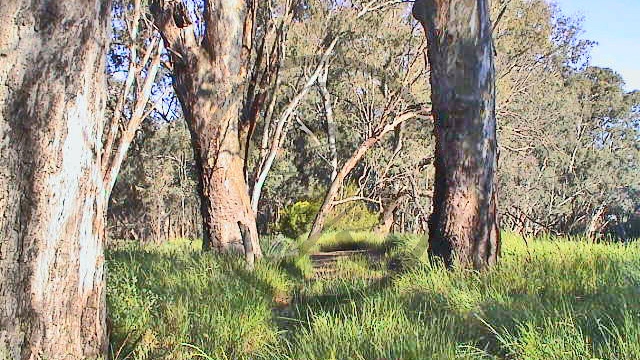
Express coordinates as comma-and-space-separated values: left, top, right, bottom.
413, 0, 501, 269
0, 0, 110, 358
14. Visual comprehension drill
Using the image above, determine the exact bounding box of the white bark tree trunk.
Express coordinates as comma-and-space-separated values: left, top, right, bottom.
0, 0, 110, 358
318, 63, 338, 182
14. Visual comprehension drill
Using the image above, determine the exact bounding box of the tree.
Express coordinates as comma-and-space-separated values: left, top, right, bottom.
0, 0, 110, 358
250, 37, 339, 214
107, 120, 202, 243
150, 0, 262, 257
413, 0, 500, 269
489, 0, 640, 238
308, 110, 427, 239
103, 0, 166, 199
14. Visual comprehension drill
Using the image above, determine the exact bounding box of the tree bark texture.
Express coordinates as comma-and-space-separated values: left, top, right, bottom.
0, 0, 110, 358
151, 0, 261, 256
413, 0, 500, 269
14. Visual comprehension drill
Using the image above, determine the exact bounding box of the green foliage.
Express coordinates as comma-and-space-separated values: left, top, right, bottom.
109, 233, 640, 359
324, 183, 380, 233
107, 239, 292, 360
108, 120, 200, 242
326, 201, 379, 233
277, 200, 321, 238
494, 0, 640, 237
276, 183, 380, 239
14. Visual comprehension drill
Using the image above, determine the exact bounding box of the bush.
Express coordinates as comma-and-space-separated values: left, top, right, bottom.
277, 195, 379, 239
277, 200, 321, 238
327, 201, 379, 232
325, 182, 379, 232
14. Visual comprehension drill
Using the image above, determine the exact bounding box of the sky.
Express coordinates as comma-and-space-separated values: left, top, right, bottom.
553, 0, 640, 91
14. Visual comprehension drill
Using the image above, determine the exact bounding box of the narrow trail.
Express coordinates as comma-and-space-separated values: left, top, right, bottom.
309, 249, 383, 279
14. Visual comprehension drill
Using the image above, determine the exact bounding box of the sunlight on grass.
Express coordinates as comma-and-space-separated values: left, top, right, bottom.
107, 233, 640, 359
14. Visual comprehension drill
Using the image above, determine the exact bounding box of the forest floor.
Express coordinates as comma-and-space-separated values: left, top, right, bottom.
107, 232, 640, 360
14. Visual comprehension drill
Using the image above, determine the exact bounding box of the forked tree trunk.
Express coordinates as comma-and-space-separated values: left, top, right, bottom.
413, 0, 501, 269
0, 0, 110, 358
151, 0, 261, 256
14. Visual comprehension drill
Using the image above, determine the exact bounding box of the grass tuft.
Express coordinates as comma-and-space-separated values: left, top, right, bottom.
108, 233, 640, 359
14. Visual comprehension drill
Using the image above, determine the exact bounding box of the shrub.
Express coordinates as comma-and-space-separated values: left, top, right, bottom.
325, 182, 379, 232
327, 200, 379, 232
277, 200, 321, 238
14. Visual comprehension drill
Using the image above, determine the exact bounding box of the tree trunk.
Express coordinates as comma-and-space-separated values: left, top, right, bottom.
102, 39, 163, 198
319, 63, 338, 182
374, 195, 405, 235
587, 205, 607, 242
151, 0, 261, 256
413, 0, 500, 270
250, 38, 338, 214
308, 146, 368, 240
0, 0, 110, 358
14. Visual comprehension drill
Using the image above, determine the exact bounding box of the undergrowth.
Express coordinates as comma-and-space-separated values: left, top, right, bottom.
107, 232, 640, 359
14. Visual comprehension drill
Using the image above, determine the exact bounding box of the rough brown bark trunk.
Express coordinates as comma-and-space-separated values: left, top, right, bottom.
0, 0, 110, 358
374, 195, 405, 235
413, 0, 500, 269
151, 0, 261, 256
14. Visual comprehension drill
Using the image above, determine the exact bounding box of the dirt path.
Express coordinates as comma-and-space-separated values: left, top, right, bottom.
309, 249, 383, 279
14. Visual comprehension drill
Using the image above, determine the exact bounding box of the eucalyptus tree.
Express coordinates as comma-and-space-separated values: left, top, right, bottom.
492, 0, 640, 237
414, 0, 500, 269
276, 2, 433, 240
149, 0, 263, 256
103, 0, 169, 199
0, 0, 110, 358
107, 120, 201, 243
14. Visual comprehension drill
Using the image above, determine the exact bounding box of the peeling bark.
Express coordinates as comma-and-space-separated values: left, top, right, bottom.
151, 0, 261, 256
0, 0, 110, 358
413, 0, 501, 269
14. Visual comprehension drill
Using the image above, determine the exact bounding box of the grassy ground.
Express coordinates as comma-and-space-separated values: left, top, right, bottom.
107, 232, 640, 360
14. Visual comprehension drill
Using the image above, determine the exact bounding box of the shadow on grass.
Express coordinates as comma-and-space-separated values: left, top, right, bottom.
106, 235, 640, 359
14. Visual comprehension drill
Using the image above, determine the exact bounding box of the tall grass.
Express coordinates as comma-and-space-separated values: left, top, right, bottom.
107, 233, 640, 359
